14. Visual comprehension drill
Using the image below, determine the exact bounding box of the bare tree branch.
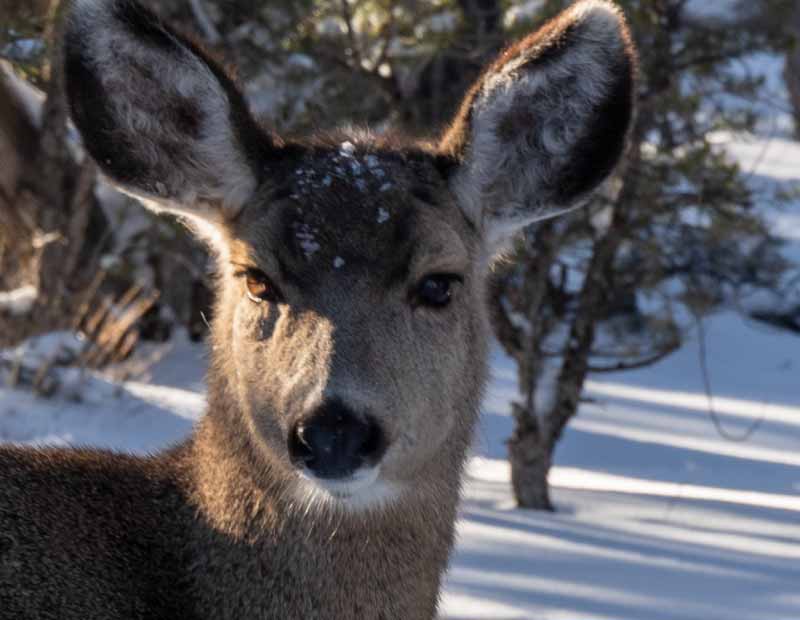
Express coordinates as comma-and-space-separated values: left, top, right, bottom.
587, 341, 680, 373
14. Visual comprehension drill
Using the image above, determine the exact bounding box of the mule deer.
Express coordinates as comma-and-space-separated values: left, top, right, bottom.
0, 0, 635, 617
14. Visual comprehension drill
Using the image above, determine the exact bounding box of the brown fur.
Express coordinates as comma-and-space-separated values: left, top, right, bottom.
0, 1, 636, 617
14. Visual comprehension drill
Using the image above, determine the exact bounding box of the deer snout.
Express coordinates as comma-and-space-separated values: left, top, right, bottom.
288, 400, 387, 480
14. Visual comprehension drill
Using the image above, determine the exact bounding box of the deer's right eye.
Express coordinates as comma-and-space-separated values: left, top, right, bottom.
243, 269, 283, 304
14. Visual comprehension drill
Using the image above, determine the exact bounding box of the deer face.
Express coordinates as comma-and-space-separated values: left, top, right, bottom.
64, 0, 635, 509
217, 144, 487, 506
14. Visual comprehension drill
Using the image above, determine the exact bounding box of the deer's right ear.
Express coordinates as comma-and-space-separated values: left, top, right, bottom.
64, 0, 271, 223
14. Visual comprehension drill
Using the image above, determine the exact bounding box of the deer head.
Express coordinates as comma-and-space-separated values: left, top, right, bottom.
64, 0, 635, 510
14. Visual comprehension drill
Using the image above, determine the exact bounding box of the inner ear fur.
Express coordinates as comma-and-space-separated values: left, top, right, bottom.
440, 0, 637, 242
64, 0, 274, 221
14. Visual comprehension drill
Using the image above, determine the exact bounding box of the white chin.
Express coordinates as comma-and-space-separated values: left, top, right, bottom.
297, 467, 397, 510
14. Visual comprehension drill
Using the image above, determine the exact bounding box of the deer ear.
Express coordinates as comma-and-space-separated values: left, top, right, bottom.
440, 0, 636, 248
64, 0, 270, 223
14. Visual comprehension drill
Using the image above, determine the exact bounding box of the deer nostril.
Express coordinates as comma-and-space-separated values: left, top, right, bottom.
288, 402, 387, 480
357, 417, 385, 462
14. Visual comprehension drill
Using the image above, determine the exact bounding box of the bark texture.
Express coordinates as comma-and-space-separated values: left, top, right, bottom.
787, 0, 800, 139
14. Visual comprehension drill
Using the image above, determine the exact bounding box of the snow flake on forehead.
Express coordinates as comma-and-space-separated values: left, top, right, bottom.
287, 141, 396, 200
293, 221, 321, 259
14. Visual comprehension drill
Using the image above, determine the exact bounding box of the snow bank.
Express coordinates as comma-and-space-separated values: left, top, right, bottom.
0, 285, 37, 316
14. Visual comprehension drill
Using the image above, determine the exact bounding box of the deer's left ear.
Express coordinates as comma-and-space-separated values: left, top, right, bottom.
440, 0, 636, 248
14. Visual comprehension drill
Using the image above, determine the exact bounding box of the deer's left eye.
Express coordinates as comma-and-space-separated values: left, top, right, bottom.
414, 274, 462, 308
244, 269, 282, 304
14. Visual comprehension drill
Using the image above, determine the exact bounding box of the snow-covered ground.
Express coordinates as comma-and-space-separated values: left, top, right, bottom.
445, 309, 800, 620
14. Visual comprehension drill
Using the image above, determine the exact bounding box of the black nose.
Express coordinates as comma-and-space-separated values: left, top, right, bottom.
288, 400, 386, 479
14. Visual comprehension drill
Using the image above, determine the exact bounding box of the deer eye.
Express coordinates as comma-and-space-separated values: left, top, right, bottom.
414, 274, 462, 308
244, 269, 282, 304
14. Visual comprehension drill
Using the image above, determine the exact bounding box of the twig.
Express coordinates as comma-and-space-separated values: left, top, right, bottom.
694, 312, 765, 442
59, 160, 97, 289
339, 0, 362, 67
188, 0, 222, 45
588, 342, 680, 373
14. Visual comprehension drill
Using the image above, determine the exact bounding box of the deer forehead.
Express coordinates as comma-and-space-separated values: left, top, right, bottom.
231, 143, 474, 280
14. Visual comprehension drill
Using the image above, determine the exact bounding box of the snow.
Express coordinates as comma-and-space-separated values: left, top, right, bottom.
286, 53, 315, 71
504, 0, 545, 30
442, 310, 800, 619
0, 332, 204, 449
1, 38, 46, 62
294, 222, 321, 258
1, 331, 83, 365
0, 285, 37, 316
708, 56, 800, 319
686, 0, 740, 23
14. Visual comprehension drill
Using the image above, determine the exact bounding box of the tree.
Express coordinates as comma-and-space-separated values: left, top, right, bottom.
493, 0, 791, 510
1, 2, 171, 362
0, 1, 110, 345
785, 0, 800, 137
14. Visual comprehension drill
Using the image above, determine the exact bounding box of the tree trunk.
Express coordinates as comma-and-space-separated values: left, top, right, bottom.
508, 402, 553, 510
786, 0, 800, 139
0, 64, 40, 293
509, 221, 623, 512
0, 8, 111, 346
493, 221, 563, 510
544, 222, 624, 442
